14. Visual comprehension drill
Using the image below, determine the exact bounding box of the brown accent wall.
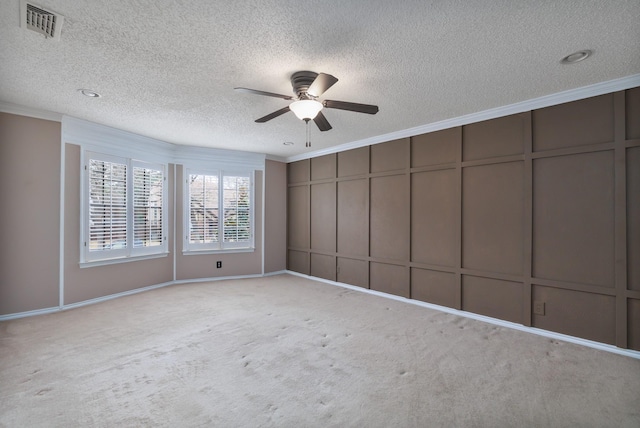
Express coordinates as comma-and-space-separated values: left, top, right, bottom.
174, 165, 263, 280
264, 160, 287, 273
287, 87, 640, 351
63, 145, 174, 304
0, 113, 60, 314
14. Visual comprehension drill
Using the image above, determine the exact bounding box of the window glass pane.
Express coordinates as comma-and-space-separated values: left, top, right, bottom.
84, 153, 167, 263
189, 174, 219, 243
89, 159, 127, 251
133, 167, 164, 248
184, 170, 252, 252
223, 175, 251, 243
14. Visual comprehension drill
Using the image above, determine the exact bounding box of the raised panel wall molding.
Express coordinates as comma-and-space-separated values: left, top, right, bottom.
287, 87, 640, 351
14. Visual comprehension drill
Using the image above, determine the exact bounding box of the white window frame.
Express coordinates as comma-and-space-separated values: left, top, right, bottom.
184, 168, 255, 254
82, 151, 168, 265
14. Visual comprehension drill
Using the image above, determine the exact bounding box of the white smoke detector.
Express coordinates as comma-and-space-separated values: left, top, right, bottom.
20, 0, 64, 40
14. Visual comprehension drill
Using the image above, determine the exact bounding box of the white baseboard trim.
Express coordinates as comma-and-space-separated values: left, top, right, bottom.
263, 270, 288, 277
4, 270, 639, 360
62, 281, 176, 311
0, 306, 61, 321
172, 273, 265, 285
0, 273, 265, 321
285, 270, 640, 360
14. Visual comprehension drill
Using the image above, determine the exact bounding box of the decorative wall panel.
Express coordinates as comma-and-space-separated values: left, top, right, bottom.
532, 94, 614, 151
628, 147, 640, 291
337, 179, 368, 257
287, 87, 639, 350
288, 159, 309, 183
411, 128, 459, 167
370, 138, 408, 173
311, 154, 336, 181
310, 253, 336, 281
338, 147, 369, 177
462, 275, 523, 323
411, 169, 456, 267
533, 151, 615, 287
310, 183, 336, 252
463, 113, 525, 161
287, 185, 309, 249
463, 161, 524, 275
370, 262, 409, 298
628, 299, 640, 351
288, 250, 309, 275
411, 268, 456, 308
337, 257, 369, 288
626, 87, 640, 140
370, 175, 409, 261
532, 285, 616, 345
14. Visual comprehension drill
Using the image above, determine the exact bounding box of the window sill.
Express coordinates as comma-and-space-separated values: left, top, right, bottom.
182, 247, 255, 256
80, 252, 169, 268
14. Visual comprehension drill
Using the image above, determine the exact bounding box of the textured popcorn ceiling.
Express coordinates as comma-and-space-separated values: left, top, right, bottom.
1, 1, 639, 159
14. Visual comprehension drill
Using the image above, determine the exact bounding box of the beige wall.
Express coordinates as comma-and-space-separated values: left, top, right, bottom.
0, 112, 276, 316
174, 165, 263, 280
264, 160, 287, 273
0, 113, 61, 314
62, 145, 175, 304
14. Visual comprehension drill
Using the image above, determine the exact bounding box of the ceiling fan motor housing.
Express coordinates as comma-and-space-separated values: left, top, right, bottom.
291, 71, 318, 98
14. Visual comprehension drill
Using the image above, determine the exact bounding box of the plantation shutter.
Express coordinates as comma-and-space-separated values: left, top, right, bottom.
88, 157, 127, 257
188, 174, 219, 245
133, 164, 164, 249
222, 174, 251, 245
184, 170, 253, 252
84, 152, 167, 263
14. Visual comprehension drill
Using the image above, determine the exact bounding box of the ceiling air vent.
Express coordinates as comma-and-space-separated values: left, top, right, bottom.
20, 0, 64, 40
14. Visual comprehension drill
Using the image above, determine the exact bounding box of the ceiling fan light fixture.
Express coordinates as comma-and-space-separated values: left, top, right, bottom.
289, 99, 323, 120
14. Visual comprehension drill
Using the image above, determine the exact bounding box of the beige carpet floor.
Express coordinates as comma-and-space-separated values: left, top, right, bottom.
1, 274, 639, 427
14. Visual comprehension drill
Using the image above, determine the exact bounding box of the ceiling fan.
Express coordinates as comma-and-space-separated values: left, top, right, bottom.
235, 71, 379, 146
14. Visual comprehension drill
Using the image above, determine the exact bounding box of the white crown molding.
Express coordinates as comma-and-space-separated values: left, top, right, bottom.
265, 154, 287, 163
63, 115, 175, 163
0, 107, 267, 169
0, 100, 63, 122
62, 115, 266, 169
285, 73, 640, 163
172, 144, 265, 171
5, 72, 638, 165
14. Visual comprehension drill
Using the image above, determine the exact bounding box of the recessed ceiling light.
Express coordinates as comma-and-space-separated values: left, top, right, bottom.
283, 141, 294, 146
78, 89, 101, 98
561, 50, 593, 64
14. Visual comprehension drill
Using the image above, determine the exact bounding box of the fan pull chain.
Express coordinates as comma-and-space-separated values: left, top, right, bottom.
305, 119, 311, 147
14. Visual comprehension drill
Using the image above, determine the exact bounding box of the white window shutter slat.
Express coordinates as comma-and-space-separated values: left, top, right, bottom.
84, 152, 167, 263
